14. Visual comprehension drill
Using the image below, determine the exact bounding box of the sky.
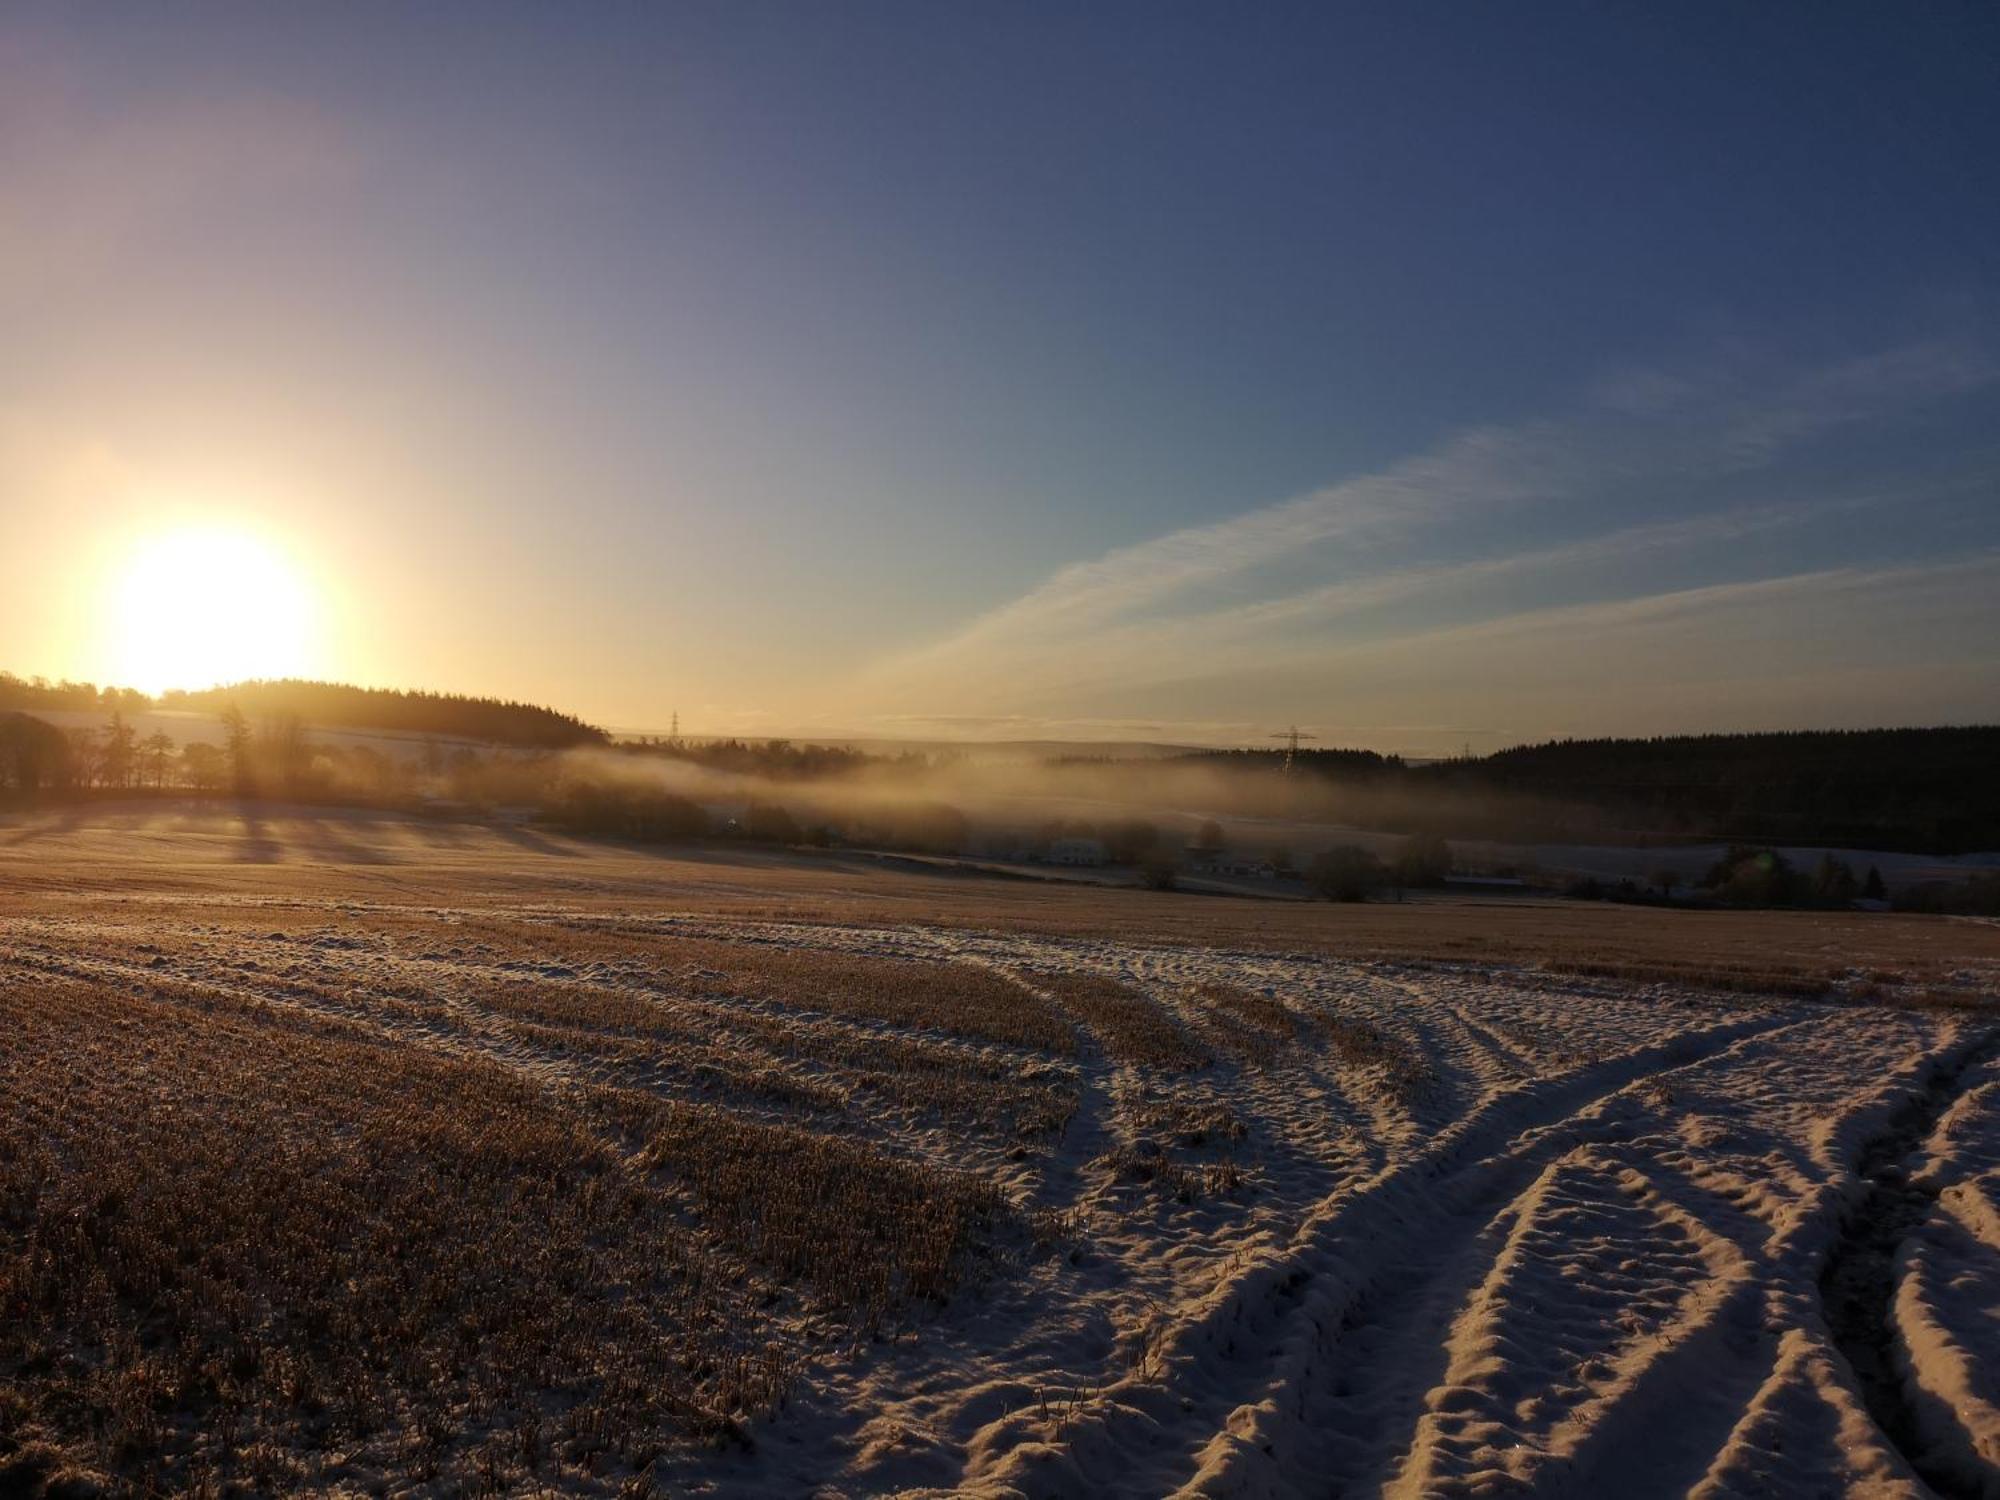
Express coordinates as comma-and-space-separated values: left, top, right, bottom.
3, 2, 1997, 754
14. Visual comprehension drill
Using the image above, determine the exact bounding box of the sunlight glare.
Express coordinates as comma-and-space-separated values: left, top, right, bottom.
105, 527, 321, 694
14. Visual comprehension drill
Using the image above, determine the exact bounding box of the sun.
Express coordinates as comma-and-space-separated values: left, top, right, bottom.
105, 527, 323, 695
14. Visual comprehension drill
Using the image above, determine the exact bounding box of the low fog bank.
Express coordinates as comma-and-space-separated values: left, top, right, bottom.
555, 746, 1999, 896
8, 707, 1998, 912
551, 742, 1554, 858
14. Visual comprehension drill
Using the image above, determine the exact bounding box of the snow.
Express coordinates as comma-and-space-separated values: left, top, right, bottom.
3, 837, 1995, 1495
1895, 1053, 2000, 1492
587, 918, 1995, 1497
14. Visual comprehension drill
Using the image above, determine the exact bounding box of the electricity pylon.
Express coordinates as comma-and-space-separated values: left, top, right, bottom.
1269, 725, 1319, 772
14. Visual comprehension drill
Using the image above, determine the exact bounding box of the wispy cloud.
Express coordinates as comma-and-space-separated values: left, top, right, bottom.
1718, 340, 1997, 462
1078, 554, 2000, 747
1331, 551, 2000, 657
882, 421, 1574, 669
848, 337, 2000, 745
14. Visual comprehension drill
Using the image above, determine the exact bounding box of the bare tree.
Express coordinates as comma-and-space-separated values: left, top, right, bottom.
101, 712, 137, 789
180, 742, 227, 792
258, 713, 312, 795
141, 731, 175, 790
220, 705, 254, 794
65, 727, 101, 788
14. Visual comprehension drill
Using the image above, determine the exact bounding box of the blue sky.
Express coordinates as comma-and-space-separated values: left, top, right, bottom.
3, 3, 1997, 749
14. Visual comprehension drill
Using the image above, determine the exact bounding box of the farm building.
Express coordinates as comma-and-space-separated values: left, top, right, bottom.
1047, 837, 1108, 867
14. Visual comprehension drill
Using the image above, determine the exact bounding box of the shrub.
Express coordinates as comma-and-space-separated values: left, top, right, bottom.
549, 782, 709, 841
1391, 833, 1452, 888
0, 711, 70, 793
1810, 854, 1859, 905
1102, 819, 1161, 862
1893, 874, 2000, 916
742, 802, 803, 844
1308, 846, 1385, 902
872, 801, 970, 854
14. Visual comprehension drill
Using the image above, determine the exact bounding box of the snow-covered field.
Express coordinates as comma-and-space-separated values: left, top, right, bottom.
645, 922, 2000, 1498
1, 816, 1996, 1496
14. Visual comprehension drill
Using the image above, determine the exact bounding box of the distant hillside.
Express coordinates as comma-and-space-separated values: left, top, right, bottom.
1178, 726, 2000, 853
1171, 745, 1406, 777
0, 672, 147, 715
161, 679, 607, 750
1423, 726, 2000, 853
617, 734, 1208, 762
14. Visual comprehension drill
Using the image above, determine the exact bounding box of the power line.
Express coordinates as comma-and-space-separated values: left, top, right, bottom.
1268, 725, 1319, 773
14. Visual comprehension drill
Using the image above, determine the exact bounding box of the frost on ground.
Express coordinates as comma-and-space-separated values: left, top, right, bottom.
1, 887, 1996, 1497
1892, 1052, 2000, 1493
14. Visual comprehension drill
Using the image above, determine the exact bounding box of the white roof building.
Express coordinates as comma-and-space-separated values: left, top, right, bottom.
1048, 837, 1108, 866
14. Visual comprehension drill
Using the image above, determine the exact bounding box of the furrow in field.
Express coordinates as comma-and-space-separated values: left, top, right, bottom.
957, 1005, 1796, 1497
1823, 1034, 2000, 1500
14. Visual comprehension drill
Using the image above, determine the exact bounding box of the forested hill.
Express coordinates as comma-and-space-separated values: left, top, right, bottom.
1172, 746, 1406, 776
161, 680, 608, 750
1428, 726, 2000, 853
0, 672, 147, 715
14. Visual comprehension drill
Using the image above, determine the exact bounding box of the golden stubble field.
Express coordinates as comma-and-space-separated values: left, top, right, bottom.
3, 804, 1997, 1498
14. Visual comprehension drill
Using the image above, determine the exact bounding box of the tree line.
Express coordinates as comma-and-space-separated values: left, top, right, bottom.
1433, 726, 2000, 852
0, 710, 981, 860
2, 708, 379, 799
1172, 746, 1408, 777
617, 736, 936, 779
162, 680, 606, 749
2, 671, 607, 751
0, 672, 149, 715
1182, 726, 2000, 854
